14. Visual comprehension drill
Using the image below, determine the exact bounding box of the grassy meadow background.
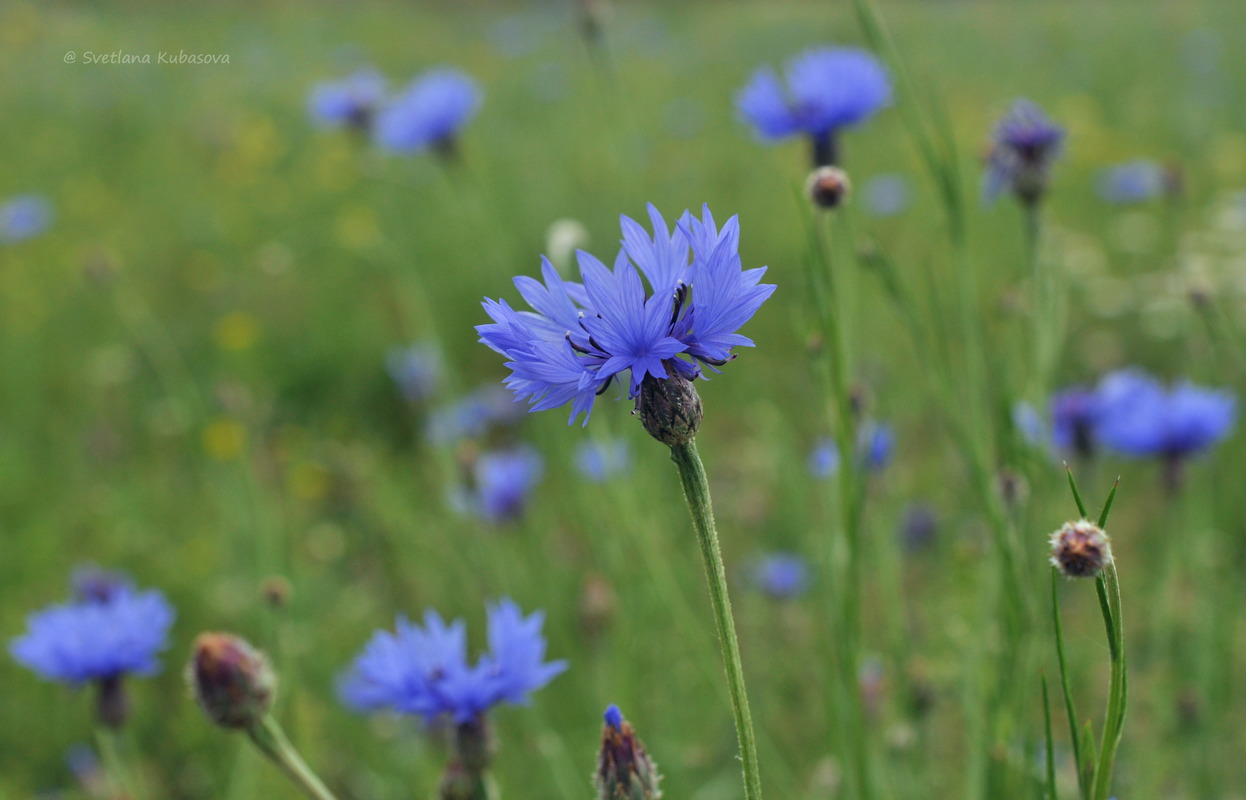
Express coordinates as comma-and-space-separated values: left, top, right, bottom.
3, 0, 1246, 797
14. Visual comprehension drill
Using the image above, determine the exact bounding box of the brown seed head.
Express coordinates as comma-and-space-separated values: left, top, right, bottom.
1049, 519, 1112, 578
188, 632, 276, 729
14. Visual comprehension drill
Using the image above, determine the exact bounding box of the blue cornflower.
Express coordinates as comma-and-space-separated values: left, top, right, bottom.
1094, 368, 1235, 459
426, 386, 524, 443
737, 46, 891, 166
808, 422, 893, 477
386, 342, 442, 403
374, 68, 481, 155
339, 598, 566, 724
983, 99, 1065, 206
751, 552, 811, 599
575, 439, 631, 483
1095, 160, 1165, 204
308, 68, 387, 130
0, 194, 53, 243
10, 582, 175, 685
477, 204, 774, 426
1050, 387, 1100, 457
454, 447, 543, 523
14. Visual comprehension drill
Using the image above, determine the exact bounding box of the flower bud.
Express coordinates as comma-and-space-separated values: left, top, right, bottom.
805, 166, 852, 210
596, 705, 661, 799
636, 374, 702, 446
1049, 520, 1112, 578
188, 633, 276, 729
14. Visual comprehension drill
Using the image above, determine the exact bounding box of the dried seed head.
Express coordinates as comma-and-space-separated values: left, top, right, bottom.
188, 633, 276, 729
1049, 519, 1112, 578
805, 166, 852, 210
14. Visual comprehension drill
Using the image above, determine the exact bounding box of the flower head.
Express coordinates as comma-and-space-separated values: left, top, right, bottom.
453, 446, 543, 523
737, 47, 891, 142
386, 342, 443, 402
982, 99, 1065, 206
1095, 160, 1165, 205
1094, 368, 1236, 459
751, 552, 811, 599
596, 704, 662, 799
426, 386, 525, 444
1050, 386, 1101, 458
809, 422, 893, 477
477, 204, 774, 426
375, 68, 481, 154
1050, 520, 1112, 578
339, 599, 566, 724
10, 580, 175, 685
308, 68, 387, 130
575, 439, 632, 483
0, 194, 53, 243
188, 633, 276, 729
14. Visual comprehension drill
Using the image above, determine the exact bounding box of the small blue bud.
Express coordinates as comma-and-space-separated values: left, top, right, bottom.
604, 704, 623, 731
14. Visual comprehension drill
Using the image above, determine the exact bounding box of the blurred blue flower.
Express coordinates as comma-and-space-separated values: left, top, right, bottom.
454, 447, 543, 523
386, 342, 442, 403
0, 195, 53, 243
1094, 368, 1235, 459
1050, 387, 1100, 457
575, 439, 631, 483
736, 47, 891, 153
983, 99, 1065, 206
809, 422, 893, 477
70, 565, 134, 605
477, 204, 774, 426
751, 552, 811, 599
375, 69, 481, 154
307, 68, 386, 130
899, 502, 938, 552
862, 174, 911, 217
339, 598, 565, 724
426, 386, 524, 443
1095, 160, 1164, 204
10, 582, 174, 685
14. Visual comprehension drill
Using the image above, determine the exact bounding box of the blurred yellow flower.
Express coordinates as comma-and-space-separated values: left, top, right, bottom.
336, 204, 380, 249
202, 418, 247, 461
214, 311, 260, 352
289, 460, 331, 503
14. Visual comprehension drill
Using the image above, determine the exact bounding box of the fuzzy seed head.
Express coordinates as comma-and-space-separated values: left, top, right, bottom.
806, 166, 852, 210
1049, 519, 1112, 578
188, 633, 276, 729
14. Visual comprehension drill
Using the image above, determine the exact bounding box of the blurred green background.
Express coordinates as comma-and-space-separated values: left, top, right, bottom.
3, 0, 1246, 798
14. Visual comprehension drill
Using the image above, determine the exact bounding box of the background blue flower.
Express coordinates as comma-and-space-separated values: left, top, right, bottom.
374, 68, 481, 154
339, 599, 565, 724
1094, 369, 1236, 459
736, 47, 891, 141
0, 195, 53, 243
308, 68, 386, 129
982, 99, 1065, 205
10, 584, 175, 685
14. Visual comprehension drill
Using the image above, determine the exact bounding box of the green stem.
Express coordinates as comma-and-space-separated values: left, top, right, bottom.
247, 715, 339, 800
668, 439, 763, 800
1050, 568, 1086, 800
1089, 563, 1127, 800
96, 727, 144, 800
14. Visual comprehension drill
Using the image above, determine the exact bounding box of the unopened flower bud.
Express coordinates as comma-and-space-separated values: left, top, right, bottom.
806, 166, 852, 210
188, 633, 276, 729
1049, 520, 1112, 578
636, 374, 702, 446
260, 576, 292, 609
596, 705, 661, 799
